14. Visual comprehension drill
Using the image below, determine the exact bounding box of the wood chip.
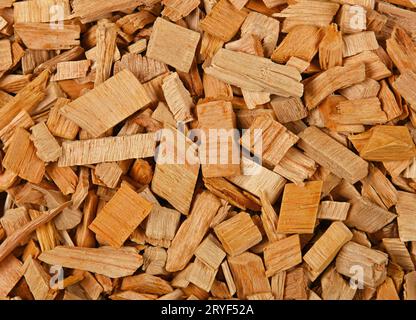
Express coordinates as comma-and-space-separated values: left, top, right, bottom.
147, 17, 200, 73
166, 191, 221, 272
195, 234, 226, 269
39, 246, 143, 278
264, 235, 302, 277
30, 121, 61, 162
60, 69, 151, 137
3, 128, 45, 183
304, 221, 353, 280
89, 183, 153, 247
200, 0, 248, 42
303, 63, 366, 110
241, 116, 299, 167
228, 252, 271, 299
396, 191, 416, 241
15, 23, 80, 50
277, 181, 322, 234
0, 255, 23, 297
358, 126, 416, 161
298, 126, 368, 184
336, 241, 388, 288
318, 201, 350, 221
214, 212, 262, 256
58, 133, 156, 166
382, 238, 415, 271
204, 48, 304, 97
345, 196, 396, 233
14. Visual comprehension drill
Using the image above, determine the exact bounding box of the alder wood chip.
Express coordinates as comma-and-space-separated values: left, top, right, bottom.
221, 261, 236, 297
376, 277, 400, 300
228, 252, 271, 299
270, 96, 307, 124
214, 212, 262, 256
121, 273, 173, 295
337, 4, 366, 34
30, 122, 61, 162
382, 238, 414, 271
386, 26, 416, 75
272, 25, 324, 64
362, 165, 398, 209
227, 157, 286, 204
329, 97, 387, 125
60, 69, 151, 137
273, 148, 317, 185
147, 17, 200, 73
204, 177, 261, 211
392, 70, 416, 108
51, 60, 91, 82
317, 201, 350, 221
197, 100, 240, 178
240, 11, 279, 57
3, 128, 45, 184
359, 126, 416, 161
72, 0, 142, 24
345, 196, 396, 233
24, 257, 56, 300
0, 70, 48, 131
29, 209, 58, 252
186, 258, 218, 292
89, 183, 153, 248
336, 241, 388, 288
162, 72, 194, 123
0, 39, 11, 71
200, 0, 248, 42
145, 205, 181, 244
321, 266, 356, 300
277, 181, 322, 234
344, 51, 392, 81
151, 126, 200, 214
303, 63, 366, 110
0, 110, 34, 149
304, 222, 352, 280
14, 0, 71, 23
114, 54, 168, 83
284, 267, 308, 300
58, 133, 156, 166
298, 126, 368, 184
396, 191, 416, 241
275, 1, 339, 33
343, 31, 379, 57
166, 191, 221, 272
0, 254, 23, 297
204, 48, 304, 97
264, 234, 302, 277
128, 39, 147, 54
194, 234, 226, 269
15, 23, 80, 50
404, 271, 416, 300
117, 10, 155, 35
143, 246, 168, 276
340, 78, 381, 100
0, 207, 30, 240
39, 246, 143, 278
162, 0, 200, 21
241, 116, 299, 167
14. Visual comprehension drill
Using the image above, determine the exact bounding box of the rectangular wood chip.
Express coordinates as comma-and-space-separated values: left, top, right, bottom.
60, 69, 151, 137
89, 183, 153, 247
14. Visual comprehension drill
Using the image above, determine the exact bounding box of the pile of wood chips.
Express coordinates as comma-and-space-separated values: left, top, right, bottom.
0, 0, 416, 301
